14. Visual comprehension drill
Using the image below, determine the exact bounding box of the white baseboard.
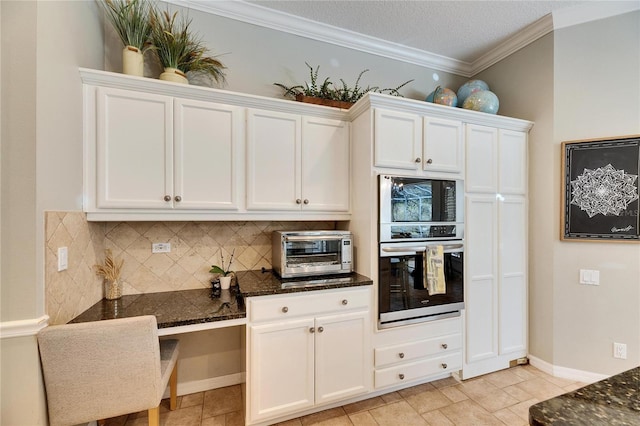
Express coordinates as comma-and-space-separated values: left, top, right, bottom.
0, 315, 49, 339
164, 372, 246, 398
528, 355, 609, 384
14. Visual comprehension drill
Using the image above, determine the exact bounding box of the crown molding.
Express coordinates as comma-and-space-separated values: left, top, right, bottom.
164, 0, 639, 78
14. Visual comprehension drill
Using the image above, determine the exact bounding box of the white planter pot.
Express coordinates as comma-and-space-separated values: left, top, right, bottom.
159, 67, 188, 84
122, 46, 143, 77
219, 276, 232, 290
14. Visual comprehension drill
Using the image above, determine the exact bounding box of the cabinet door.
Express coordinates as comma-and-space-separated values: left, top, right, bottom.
464, 194, 498, 364
465, 124, 498, 193
249, 318, 315, 422
302, 117, 350, 212
174, 99, 244, 210
499, 130, 527, 195
423, 117, 463, 174
96, 87, 172, 209
374, 109, 421, 170
315, 311, 369, 405
246, 109, 301, 210
499, 196, 527, 355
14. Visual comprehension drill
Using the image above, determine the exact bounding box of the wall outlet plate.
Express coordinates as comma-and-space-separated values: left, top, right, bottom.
152, 243, 171, 253
613, 342, 627, 359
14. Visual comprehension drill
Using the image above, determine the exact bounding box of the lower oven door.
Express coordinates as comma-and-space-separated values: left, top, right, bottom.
378, 241, 464, 328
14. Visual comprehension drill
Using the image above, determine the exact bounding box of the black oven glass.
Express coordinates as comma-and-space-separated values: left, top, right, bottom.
390, 177, 456, 223
378, 251, 463, 316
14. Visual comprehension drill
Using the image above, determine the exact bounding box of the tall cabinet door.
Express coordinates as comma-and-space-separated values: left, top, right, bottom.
465, 124, 498, 193
96, 87, 172, 209
315, 311, 369, 405
302, 117, 350, 212
246, 109, 301, 210
465, 194, 498, 364
174, 99, 244, 210
499, 196, 527, 355
249, 318, 315, 422
374, 108, 421, 170
499, 130, 527, 195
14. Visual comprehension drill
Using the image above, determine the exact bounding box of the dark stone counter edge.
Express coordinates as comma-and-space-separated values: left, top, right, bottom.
158, 313, 247, 329
239, 280, 373, 298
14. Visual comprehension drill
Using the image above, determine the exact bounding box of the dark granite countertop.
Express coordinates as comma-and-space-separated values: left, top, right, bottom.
529, 366, 639, 425
69, 270, 372, 329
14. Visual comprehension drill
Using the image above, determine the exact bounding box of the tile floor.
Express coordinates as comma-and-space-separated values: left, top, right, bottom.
105, 364, 585, 426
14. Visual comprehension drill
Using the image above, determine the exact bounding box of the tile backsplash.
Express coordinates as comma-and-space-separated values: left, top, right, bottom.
45, 211, 335, 324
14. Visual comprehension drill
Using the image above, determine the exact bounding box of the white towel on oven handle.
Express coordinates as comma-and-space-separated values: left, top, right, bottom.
425, 245, 446, 295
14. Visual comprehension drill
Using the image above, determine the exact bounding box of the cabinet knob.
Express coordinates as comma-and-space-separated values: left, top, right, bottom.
399, 352, 405, 359
309, 327, 315, 333
415, 157, 421, 163
318, 326, 324, 333
303, 199, 309, 205
441, 343, 448, 349
164, 195, 171, 202
441, 363, 448, 369
296, 199, 302, 204
426, 158, 433, 164
174, 195, 182, 202
341, 299, 348, 305
398, 373, 405, 380
281, 306, 289, 313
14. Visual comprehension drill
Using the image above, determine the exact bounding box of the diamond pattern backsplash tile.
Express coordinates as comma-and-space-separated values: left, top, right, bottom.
45, 212, 336, 324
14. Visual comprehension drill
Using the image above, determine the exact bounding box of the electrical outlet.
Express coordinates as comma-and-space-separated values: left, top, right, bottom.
613, 342, 627, 359
152, 243, 171, 253
57, 247, 68, 271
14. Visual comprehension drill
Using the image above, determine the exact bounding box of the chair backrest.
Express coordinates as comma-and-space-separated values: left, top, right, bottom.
37, 316, 162, 426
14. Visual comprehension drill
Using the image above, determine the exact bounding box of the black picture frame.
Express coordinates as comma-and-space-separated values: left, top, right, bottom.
561, 135, 640, 242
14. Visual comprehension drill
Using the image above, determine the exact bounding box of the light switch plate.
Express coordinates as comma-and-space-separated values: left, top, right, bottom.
57, 247, 68, 271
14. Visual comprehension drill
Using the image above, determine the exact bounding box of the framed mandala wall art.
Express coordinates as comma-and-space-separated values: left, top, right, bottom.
561, 135, 640, 242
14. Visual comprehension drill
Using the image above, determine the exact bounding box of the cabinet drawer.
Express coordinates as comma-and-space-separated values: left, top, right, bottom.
374, 333, 462, 368
374, 351, 462, 389
249, 287, 370, 322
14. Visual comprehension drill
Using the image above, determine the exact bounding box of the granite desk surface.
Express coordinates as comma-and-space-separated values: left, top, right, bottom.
529, 366, 639, 426
70, 269, 372, 329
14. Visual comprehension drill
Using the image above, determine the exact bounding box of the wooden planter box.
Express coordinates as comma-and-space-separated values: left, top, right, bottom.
295, 94, 354, 110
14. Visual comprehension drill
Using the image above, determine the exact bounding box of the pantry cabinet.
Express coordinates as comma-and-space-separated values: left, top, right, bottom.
246, 110, 350, 212
462, 125, 528, 379
246, 287, 371, 425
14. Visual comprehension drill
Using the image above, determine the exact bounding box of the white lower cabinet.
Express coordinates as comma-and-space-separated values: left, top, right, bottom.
373, 317, 462, 389
246, 287, 372, 425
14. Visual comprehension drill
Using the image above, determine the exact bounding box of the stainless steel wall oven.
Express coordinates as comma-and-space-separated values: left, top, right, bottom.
378, 175, 465, 328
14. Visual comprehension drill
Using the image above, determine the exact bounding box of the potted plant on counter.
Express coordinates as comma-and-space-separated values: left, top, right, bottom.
94, 249, 125, 300
150, 9, 226, 85
210, 249, 235, 290
99, 0, 154, 77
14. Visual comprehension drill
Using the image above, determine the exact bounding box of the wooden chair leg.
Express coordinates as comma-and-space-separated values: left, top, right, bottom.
148, 406, 160, 426
98, 420, 107, 426
169, 363, 178, 411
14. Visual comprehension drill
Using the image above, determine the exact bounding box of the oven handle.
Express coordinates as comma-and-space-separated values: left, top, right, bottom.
381, 244, 463, 255
285, 235, 347, 242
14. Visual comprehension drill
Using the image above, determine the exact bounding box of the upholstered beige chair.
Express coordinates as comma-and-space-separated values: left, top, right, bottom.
37, 316, 179, 426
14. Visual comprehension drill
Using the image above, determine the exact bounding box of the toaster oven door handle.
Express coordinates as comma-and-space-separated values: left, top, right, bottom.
285, 235, 346, 242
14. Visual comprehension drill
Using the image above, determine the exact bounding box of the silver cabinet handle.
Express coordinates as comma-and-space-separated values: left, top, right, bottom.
164, 195, 171, 202
441, 343, 448, 349
174, 195, 182, 202
442, 363, 448, 369
309, 327, 315, 333
281, 307, 289, 313
414, 157, 421, 163
296, 199, 302, 204
399, 373, 405, 380
303, 199, 309, 205
318, 326, 324, 333
399, 352, 405, 359
426, 158, 433, 164
342, 299, 348, 305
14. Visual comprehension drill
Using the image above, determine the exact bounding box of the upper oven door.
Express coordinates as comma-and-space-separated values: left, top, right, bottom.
379, 175, 464, 242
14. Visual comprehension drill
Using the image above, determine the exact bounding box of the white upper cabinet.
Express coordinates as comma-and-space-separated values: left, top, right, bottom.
247, 109, 350, 213
96, 87, 173, 209
374, 108, 422, 170
465, 124, 498, 193
423, 117, 464, 175
174, 98, 244, 210
498, 129, 527, 195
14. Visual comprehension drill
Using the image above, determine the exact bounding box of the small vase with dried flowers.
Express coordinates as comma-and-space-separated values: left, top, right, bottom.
94, 249, 125, 300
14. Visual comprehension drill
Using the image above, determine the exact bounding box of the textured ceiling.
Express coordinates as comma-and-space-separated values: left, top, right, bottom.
247, 0, 590, 63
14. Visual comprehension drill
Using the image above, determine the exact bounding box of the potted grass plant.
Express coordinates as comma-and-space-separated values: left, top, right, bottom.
150, 9, 226, 85
99, 0, 154, 77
